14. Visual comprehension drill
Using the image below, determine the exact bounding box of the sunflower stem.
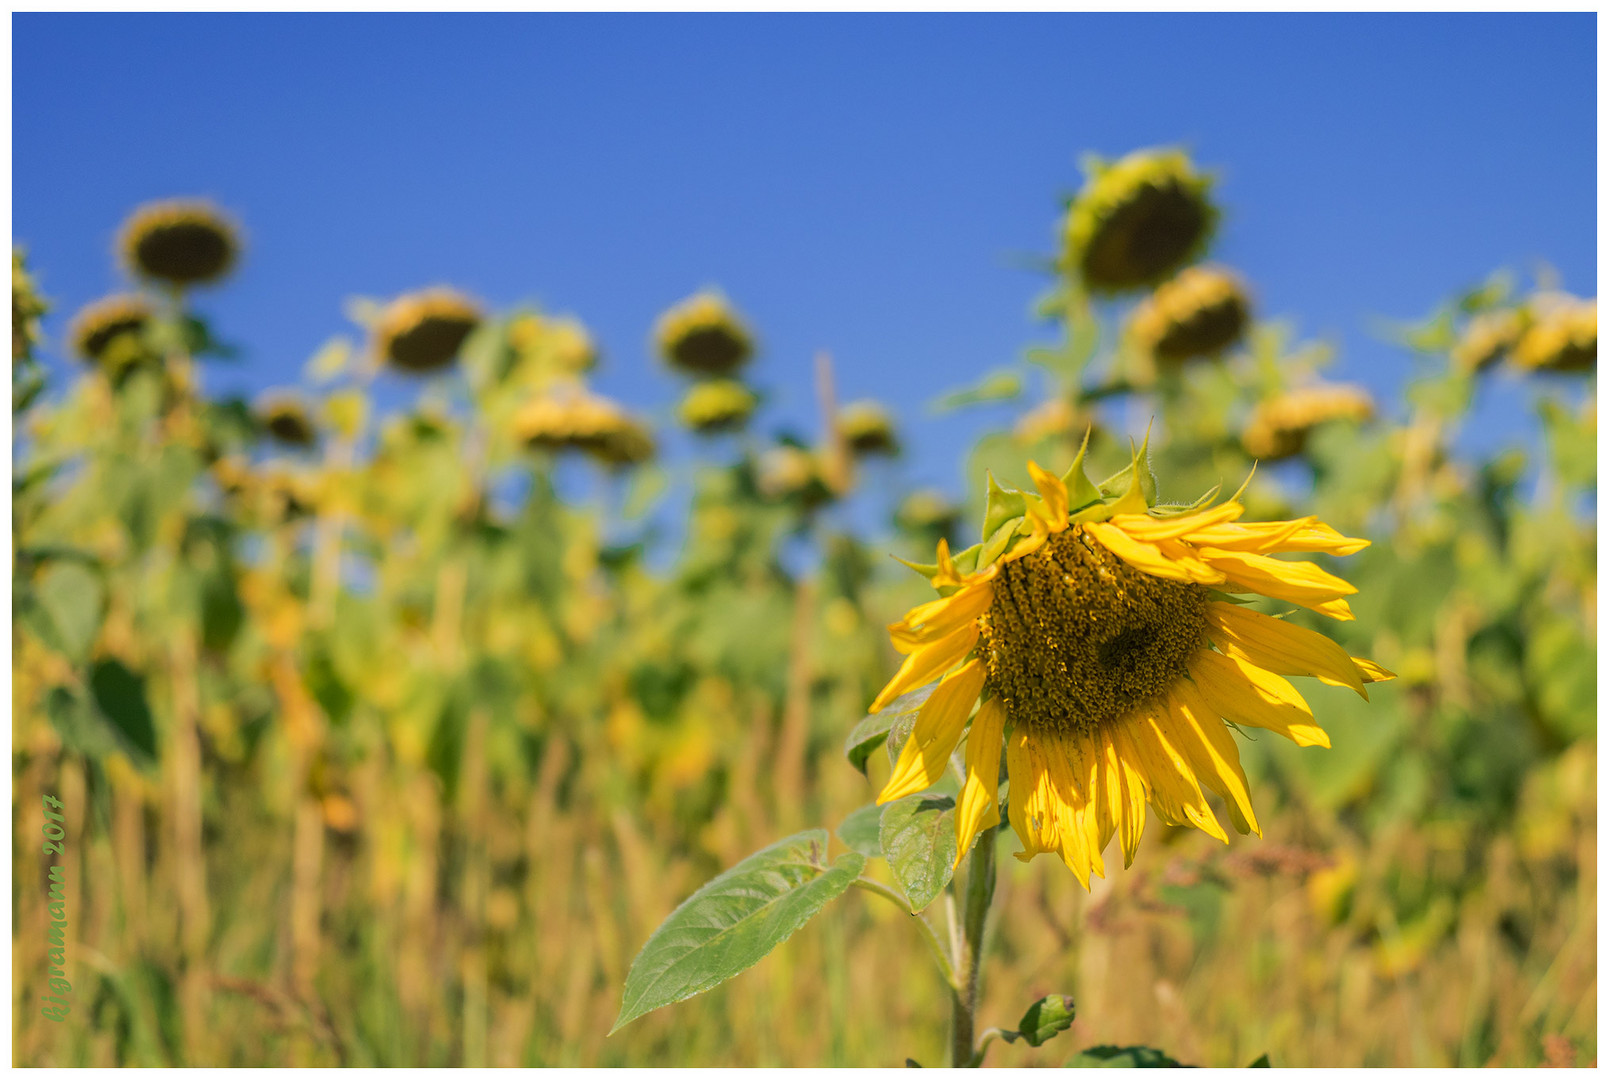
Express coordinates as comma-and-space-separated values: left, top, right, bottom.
849, 878, 957, 990
951, 824, 997, 1068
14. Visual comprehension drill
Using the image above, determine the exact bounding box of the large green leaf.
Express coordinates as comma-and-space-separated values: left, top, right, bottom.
879, 794, 956, 912
1067, 1045, 1185, 1068
88, 659, 158, 763
33, 560, 104, 662
844, 685, 934, 775
612, 830, 864, 1033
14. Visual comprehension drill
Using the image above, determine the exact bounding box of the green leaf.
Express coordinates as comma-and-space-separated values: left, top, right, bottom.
933, 369, 1023, 412
844, 685, 935, 775
1011, 994, 1076, 1048
836, 804, 884, 858
1068, 1045, 1185, 1068
45, 687, 124, 761
88, 659, 158, 763
611, 831, 864, 1033
34, 560, 104, 662
304, 336, 353, 384
1248, 1053, 1271, 1067
879, 794, 956, 912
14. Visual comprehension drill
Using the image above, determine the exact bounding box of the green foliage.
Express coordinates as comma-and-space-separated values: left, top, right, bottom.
878, 794, 957, 912
1069, 1044, 1185, 1067
1006, 994, 1076, 1048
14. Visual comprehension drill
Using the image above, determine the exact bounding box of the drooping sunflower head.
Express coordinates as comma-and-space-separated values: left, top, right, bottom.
1451, 308, 1527, 374
510, 313, 599, 378
1510, 293, 1596, 373
654, 291, 755, 376
1242, 383, 1376, 462
1064, 149, 1218, 294
513, 387, 654, 467
838, 399, 900, 456
1129, 265, 1251, 364
69, 293, 156, 368
866, 435, 1393, 887
255, 391, 319, 449
678, 378, 758, 434
119, 199, 241, 288
373, 288, 482, 374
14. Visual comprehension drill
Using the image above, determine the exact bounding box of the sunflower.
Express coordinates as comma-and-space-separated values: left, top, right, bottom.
1242, 384, 1375, 462
1511, 294, 1596, 373
1451, 309, 1526, 374
513, 388, 654, 466
256, 392, 318, 448
119, 199, 241, 287
654, 291, 754, 376
679, 379, 758, 433
867, 441, 1392, 886
69, 293, 155, 365
1064, 149, 1217, 293
373, 288, 482, 374
1130, 265, 1250, 364
838, 399, 900, 456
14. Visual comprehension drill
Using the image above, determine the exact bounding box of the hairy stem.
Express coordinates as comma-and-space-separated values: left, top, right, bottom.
951, 825, 998, 1068
850, 877, 957, 989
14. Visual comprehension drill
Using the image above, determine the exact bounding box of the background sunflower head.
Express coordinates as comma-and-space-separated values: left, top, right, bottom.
373, 287, 482, 374
1064, 148, 1218, 293
119, 198, 241, 288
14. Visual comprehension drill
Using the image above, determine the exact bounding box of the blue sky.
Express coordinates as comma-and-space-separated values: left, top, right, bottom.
13, 13, 1596, 520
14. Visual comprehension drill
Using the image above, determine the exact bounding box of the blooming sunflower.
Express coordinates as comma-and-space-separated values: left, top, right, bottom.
119, 199, 241, 287
868, 440, 1393, 886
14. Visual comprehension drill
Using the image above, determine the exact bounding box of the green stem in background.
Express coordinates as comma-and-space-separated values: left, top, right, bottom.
951, 824, 998, 1068
850, 877, 957, 990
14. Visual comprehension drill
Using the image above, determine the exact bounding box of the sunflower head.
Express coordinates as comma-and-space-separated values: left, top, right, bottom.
514, 387, 654, 466
1242, 384, 1376, 461
838, 399, 900, 456
1511, 293, 1596, 373
374, 288, 482, 374
756, 444, 828, 504
254, 391, 318, 448
13, 248, 49, 363
119, 199, 240, 288
510, 313, 598, 378
1064, 149, 1218, 294
69, 293, 156, 370
1451, 308, 1527, 374
654, 291, 755, 376
866, 435, 1393, 888
1130, 265, 1250, 364
679, 378, 758, 434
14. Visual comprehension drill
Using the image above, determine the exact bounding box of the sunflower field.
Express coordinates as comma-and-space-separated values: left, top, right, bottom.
11, 146, 1595, 1067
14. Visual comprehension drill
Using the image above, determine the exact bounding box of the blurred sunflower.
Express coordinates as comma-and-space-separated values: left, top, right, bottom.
654, 291, 754, 376
119, 199, 240, 287
1130, 265, 1250, 364
514, 388, 655, 466
678, 379, 757, 433
69, 293, 155, 365
1511, 293, 1596, 373
256, 391, 318, 448
1065, 148, 1217, 293
869, 446, 1392, 886
374, 288, 482, 374
838, 399, 900, 456
1242, 383, 1375, 461
1451, 309, 1526, 374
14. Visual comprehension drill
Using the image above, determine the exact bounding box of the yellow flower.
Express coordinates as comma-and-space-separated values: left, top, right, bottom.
679, 379, 757, 433
1511, 293, 1595, 373
118, 199, 241, 287
256, 391, 318, 448
838, 399, 899, 456
1451, 309, 1526, 374
513, 388, 654, 466
68, 293, 155, 365
868, 446, 1392, 887
373, 288, 482, 374
1129, 265, 1250, 363
654, 291, 755, 376
1242, 383, 1375, 462
1064, 148, 1217, 293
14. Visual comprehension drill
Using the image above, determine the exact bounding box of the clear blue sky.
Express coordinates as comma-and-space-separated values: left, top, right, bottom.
13, 14, 1596, 513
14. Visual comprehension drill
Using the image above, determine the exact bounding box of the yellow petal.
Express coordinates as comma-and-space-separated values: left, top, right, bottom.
870, 620, 979, 712
1027, 460, 1070, 532
1166, 679, 1260, 837
1204, 601, 1369, 698
1188, 649, 1330, 748
1107, 501, 1244, 543
952, 698, 1005, 871
1006, 725, 1062, 862
1197, 546, 1357, 619
1352, 656, 1396, 683
888, 581, 995, 654
1085, 522, 1208, 584
1102, 725, 1148, 867
1122, 709, 1227, 843
878, 660, 986, 804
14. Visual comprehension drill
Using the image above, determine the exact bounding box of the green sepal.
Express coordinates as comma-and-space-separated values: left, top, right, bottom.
978, 516, 1024, 569
949, 541, 984, 578
1061, 428, 1103, 514
892, 554, 943, 583
1099, 428, 1157, 515
982, 471, 1028, 541
1149, 482, 1221, 518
